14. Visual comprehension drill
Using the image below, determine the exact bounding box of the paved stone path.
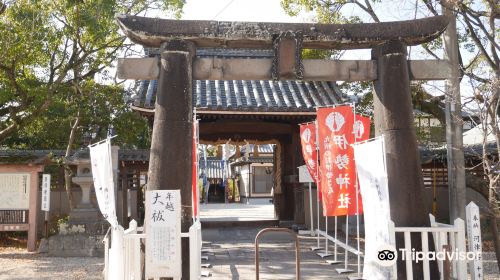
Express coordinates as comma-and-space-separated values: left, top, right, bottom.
200, 199, 275, 222
202, 226, 362, 279
201, 226, 499, 280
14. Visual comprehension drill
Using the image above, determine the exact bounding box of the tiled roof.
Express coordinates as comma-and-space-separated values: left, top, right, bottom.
201, 157, 229, 179
133, 79, 348, 112
231, 157, 274, 166
131, 49, 352, 112
240, 144, 274, 154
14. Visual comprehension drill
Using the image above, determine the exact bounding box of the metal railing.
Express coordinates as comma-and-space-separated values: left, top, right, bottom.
255, 228, 300, 280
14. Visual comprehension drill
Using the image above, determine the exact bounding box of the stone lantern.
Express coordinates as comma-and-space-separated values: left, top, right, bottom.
69, 159, 101, 223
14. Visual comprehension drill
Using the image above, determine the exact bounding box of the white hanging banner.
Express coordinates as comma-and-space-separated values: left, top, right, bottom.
145, 190, 182, 279
466, 202, 483, 280
353, 136, 395, 279
89, 139, 118, 228
41, 174, 51, 211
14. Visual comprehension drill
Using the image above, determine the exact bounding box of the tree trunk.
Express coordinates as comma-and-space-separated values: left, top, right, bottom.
488, 183, 500, 270
63, 112, 80, 210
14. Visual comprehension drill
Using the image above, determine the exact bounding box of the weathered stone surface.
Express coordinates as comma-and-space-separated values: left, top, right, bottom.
116, 15, 449, 49
48, 233, 104, 257
117, 57, 451, 81
147, 40, 194, 279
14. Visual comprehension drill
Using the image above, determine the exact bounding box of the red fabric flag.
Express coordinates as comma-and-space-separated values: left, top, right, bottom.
317, 106, 358, 216
350, 114, 371, 214
354, 115, 371, 142
299, 123, 320, 199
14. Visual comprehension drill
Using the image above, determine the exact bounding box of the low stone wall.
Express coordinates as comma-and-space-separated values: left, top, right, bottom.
48, 233, 104, 257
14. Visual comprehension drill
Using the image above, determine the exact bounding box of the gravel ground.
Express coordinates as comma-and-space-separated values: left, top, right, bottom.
0, 242, 498, 279
0, 247, 103, 280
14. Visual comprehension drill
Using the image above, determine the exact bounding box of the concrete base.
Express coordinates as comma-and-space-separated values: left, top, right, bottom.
348, 275, 367, 280
326, 260, 342, 265
336, 268, 354, 274
317, 252, 333, 258
68, 205, 101, 222
48, 233, 104, 257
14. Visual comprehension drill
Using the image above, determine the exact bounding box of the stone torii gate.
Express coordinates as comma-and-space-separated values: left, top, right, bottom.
117, 15, 452, 279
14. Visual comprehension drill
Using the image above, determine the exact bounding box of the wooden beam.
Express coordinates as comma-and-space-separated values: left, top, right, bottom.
197, 110, 316, 116
200, 121, 292, 135
116, 15, 449, 49
118, 57, 452, 81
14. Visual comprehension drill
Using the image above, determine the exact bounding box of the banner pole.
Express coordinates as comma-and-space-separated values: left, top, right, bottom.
308, 182, 314, 237
317, 215, 332, 258
314, 120, 322, 250
325, 216, 329, 255
345, 215, 349, 268
353, 106, 363, 277
316, 190, 320, 247
356, 182, 362, 277
334, 216, 338, 260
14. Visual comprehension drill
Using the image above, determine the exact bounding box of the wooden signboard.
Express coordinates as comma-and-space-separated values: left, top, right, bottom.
145, 190, 182, 279
0, 165, 42, 252
0, 173, 30, 210
41, 174, 51, 212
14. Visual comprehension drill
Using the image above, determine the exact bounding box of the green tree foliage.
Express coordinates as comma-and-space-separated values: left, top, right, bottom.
0, 0, 184, 209
0, 0, 184, 144
3, 81, 151, 149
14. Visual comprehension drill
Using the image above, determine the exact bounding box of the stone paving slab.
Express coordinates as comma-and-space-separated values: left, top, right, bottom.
202, 226, 499, 280
202, 227, 362, 279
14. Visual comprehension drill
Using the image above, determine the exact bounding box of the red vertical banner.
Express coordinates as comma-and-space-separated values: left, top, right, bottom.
317, 106, 357, 216
299, 123, 321, 199
354, 115, 371, 142
351, 114, 371, 214
192, 120, 199, 220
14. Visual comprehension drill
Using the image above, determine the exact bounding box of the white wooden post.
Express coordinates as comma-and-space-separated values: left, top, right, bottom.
454, 218, 467, 280
124, 220, 141, 280
404, 231, 413, 280
189, 222, 202, 280
388, 220, 398, 278
466, 202, 483, 280
421, 232, 430, 280
103, 228, 110, 280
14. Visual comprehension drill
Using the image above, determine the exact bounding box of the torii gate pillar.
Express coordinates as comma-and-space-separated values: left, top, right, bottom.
147, 40, 194, 279
372, 40, 437, 278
